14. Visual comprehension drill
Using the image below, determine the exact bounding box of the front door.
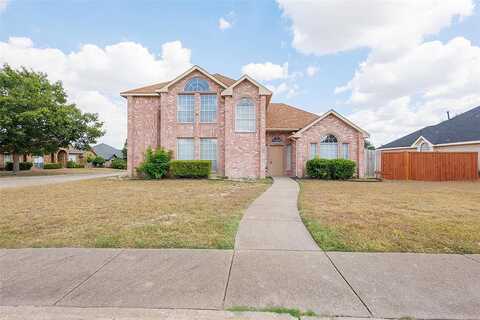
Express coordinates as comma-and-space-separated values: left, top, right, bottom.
268, 145, 284, 176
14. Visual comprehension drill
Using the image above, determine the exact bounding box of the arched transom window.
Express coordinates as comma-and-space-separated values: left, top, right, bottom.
235, 98, 256, 132
184, 77, 210, 92
320, 134, 338, 159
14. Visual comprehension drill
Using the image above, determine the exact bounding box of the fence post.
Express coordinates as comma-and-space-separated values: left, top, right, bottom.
404, 152, 410, 180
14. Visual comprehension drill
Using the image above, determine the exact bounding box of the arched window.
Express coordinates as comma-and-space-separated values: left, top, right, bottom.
320, 134, 338, 159
235, 98, 256, 132
184, 77, 210, 92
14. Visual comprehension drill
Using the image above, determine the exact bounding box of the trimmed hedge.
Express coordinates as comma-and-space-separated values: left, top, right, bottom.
44, 163, 62, 169
67, 160, 76, 168
170, 160, 211, 178
4, 161, 33, 171
306, 158, 356, 180
111, 158, 126, 170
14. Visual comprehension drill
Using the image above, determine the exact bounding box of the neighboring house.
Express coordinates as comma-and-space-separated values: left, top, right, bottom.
92, 143, 123, 167
377, 105, 480, 167
121, 65, 369, 178
0, 147, 86, 169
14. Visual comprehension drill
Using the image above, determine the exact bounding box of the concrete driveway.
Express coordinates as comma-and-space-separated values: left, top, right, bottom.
0, 172, 125, 189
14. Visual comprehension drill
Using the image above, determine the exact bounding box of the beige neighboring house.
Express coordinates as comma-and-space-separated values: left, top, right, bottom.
377, 105, 480, 168
0, 148, 87, 169
121, 65, 369, 179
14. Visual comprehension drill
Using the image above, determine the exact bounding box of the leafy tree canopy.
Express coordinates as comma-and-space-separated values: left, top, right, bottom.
0, 64, 104, 169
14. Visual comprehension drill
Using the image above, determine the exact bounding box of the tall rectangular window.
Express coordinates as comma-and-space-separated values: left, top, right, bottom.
176, 138, 194, 160
177, 95, 195, 123
320, 143, 338, 159
309, 143, 317, 159
200, 95, 217, 123
342, 143, 350, 159
200, 138, 217, 171
235, 98, 256, 132
286, 144, 292, 170
4, 153, 12, 165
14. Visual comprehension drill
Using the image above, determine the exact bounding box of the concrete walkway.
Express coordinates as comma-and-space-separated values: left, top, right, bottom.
235, 177, 318, 251
1, 177, 480, 319
0, 172, 125, 189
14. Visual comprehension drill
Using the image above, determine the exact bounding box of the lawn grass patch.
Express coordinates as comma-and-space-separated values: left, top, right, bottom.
0, 178, 270, 249
299, 180, 480, 253
228, 306, 317, 319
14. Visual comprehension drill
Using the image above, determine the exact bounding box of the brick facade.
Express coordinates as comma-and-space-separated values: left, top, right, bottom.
124, 66, 368, 178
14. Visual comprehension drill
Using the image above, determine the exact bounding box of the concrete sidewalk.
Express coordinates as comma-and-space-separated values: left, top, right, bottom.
1, 248, 479, 319
0, 172, 125, 189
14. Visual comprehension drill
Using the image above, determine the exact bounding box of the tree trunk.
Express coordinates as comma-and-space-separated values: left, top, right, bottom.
12, 152, 20, 173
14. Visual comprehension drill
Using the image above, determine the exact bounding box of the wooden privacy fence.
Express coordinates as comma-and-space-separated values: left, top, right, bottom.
381, 152, 478, 181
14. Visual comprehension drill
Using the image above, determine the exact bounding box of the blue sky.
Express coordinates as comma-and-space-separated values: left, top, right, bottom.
1, 0, 479, 147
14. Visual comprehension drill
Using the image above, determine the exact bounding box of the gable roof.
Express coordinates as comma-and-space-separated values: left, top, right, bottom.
267, 103, 319, 130
157, 65, 228, 93
92, 143, 123, 160
221, 75, 272, 96
120, 68, 234, 97
291, 109, 369, 138
379, 106, 480, 149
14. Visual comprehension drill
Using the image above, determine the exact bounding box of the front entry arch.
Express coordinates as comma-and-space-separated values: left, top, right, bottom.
268, 145, 284, 176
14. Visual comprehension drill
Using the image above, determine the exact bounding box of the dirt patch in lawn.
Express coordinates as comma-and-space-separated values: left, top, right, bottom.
299, 180, 480, 253
0, 178, 270, 249
0, 168, 121, 178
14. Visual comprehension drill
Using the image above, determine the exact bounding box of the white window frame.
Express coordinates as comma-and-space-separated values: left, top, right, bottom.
200, 138, 218, 172
68, 154, 77, 162
320, 134, 339, 159
176, 138, 194, 160
235, 98, 256, 133
309, 143, 318, 159
342, 143, 350, 159
4, 153, 12, 165
177, 94, 195, 123
200, 94, 217, 123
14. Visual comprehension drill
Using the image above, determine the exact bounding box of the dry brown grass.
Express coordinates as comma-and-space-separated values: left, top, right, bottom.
0, 168, 121, 178
299, 180, 480, 253
0, 178, 270, 249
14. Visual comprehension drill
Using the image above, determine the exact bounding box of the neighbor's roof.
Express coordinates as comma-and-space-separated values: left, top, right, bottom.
267, 103, 318, 130
92, 143, 123, 160
120, 73, 235, 96
379, 106, 480, 149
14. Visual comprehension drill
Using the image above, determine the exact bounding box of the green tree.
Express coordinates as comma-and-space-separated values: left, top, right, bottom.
364, 140, 375, 150
0, 64, 104, 172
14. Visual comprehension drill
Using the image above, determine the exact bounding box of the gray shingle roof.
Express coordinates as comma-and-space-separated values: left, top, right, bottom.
379, 106, 480, 149
93, 143, 123, 160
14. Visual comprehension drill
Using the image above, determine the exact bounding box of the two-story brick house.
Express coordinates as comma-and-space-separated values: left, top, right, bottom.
121, 66, 369, 179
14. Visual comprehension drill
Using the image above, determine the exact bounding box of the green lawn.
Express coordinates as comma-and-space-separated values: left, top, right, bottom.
299, 180, 480, 253
1, 178, 270, 249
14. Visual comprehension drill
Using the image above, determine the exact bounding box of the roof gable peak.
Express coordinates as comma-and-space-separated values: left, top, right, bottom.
221, 74, 272, 96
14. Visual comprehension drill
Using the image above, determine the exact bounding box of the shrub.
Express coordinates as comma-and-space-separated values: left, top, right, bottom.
86, 154, 95, 163
111, 158, 126, 170
306, 158, 331, 179
19, 162, 33, 170
44, 163, 62, 169
137, 147, 171, 179
92, 156, 105, 167
5, 161, 33, 171
66, 160, 76, 168
329, 159, 356, 180
75, 164, 85, 168
170, 160, 211, 178
306, 158, 356, 180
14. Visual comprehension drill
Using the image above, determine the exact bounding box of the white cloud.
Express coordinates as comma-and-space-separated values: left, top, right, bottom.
277, 0, 474, 56
218, 17, 232, 30
343, 37, 480, 145
241, 62, 289, 81
306, 65, 318, 77
0, 0, 8, 13
267, 82, 299, 99
0, 37, 192, 148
